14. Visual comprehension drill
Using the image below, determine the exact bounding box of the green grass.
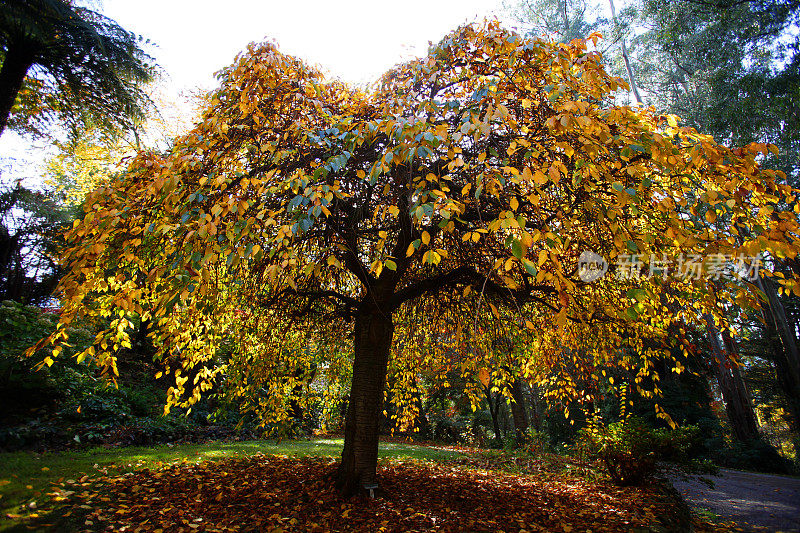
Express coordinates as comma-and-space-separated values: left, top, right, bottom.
693, 507, 722, 523
0, 438, 465, 531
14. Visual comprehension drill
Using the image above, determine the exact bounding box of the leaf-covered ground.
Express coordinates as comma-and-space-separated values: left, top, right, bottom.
21, 453, 740, 532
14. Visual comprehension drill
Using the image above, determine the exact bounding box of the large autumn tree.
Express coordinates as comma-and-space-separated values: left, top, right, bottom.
31, 22, 800, 494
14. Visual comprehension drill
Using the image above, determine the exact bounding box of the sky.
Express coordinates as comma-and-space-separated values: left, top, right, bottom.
1, 0, 508, 187
103, 0, 506, 90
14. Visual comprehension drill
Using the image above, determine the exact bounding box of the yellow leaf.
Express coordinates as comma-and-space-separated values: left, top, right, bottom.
538, 250, 548, 266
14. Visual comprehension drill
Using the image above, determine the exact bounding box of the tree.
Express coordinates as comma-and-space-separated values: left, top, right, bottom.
756, 274, 800, 441
42, 130, 131, 206
505, 0, 607, 44
0, 0, 155, 138
614, 0, 800, 451
629, 0, 800, 177
0, 184, 73, 305
704, 313, 761, 442
30, 22, 800, 495
505, 0, 642, 105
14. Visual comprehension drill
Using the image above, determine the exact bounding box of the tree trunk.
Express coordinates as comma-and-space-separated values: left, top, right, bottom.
528, 382, 543, 431
288, 363, 316, 423
756, 276, 800, 436
510, 378, 529, 444
484, 386, 503, 446
720, 327, 761, 439
498, 398, 505, 437
336, 309, 393, 496
705, 315, 760, 441
288, 382, 305, 422
0, 42, 35, 138
608, 0, 642, 105
758, 276, 800, 376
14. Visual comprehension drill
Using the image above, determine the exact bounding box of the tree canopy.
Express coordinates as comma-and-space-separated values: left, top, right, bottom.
0, 185, 72, 304
0, 0, 155, 138
630, 0, 800, 177
30, 21, 800, 494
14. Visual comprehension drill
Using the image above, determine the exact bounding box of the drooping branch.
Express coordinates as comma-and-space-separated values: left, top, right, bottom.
388, 265, 556, 310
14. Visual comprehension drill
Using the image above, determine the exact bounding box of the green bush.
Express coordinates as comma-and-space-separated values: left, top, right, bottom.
0, 301, 184, 451
580, 416, 716, 486
1, 301, 96, 419
719, 439, 796, 474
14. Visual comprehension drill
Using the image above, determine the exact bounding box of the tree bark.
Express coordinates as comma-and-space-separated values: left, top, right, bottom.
607, 0, 642, 105
720, 327, 761, 440
510, 378, 529, 444
756, 276, 800, 435
528, 382, 543, 431
0, 42, 36, 138
484, 385, 503, 446
336, 309, 394, 496
705, 315, 760, 442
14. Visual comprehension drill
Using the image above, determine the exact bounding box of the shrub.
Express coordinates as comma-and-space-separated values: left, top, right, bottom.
718, 439, 796, 474
1, 301, 96, 420
580, 416, 716, 486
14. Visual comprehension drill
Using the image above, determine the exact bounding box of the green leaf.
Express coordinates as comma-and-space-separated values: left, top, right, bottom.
511, 239, 523, 259
626, 288, 646, 301
522, 258, 537, 277
385, 259, 397, 271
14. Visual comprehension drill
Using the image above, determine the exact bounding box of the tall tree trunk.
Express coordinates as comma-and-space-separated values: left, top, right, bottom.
607, 0, 642, 105
288, 364, 315, 423
705, 315, 760, 441
528, 382, 543, 431
336, 309, 393, 496
756, 276, 800, 435
0, 42, 35, 138
484, 386, 503, 446
720, 328, 761, 439
510, 378, 529, 444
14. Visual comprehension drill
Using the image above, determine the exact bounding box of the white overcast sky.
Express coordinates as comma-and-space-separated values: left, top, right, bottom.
104, 0, 506, 89
1, 0, 510, 186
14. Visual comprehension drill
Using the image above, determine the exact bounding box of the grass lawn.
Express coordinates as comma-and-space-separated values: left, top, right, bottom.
0, 438, 464, 530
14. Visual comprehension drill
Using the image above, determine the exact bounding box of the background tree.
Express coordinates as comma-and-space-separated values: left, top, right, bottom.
504, 0, 642, 104
505, 0, 608, 44
508, 0, 799, 175
0, 184, 73, 304
627, 0, 800, 451
30, 22, 800, 496
507, 0, 800, 462
0, 0, 156, 139
629, 0, 800, 177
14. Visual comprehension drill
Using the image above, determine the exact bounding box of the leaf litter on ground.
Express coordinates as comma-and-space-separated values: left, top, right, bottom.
11, 451, 745, 532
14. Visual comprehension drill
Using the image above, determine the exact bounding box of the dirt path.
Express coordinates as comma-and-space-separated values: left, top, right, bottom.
672, 469, 800, 532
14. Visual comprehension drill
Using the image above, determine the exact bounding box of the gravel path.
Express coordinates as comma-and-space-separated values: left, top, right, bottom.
672, 469, 800, 532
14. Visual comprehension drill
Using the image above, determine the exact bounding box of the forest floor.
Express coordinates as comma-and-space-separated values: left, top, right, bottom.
0, 437, 734, 532
673, 469, 800, 532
